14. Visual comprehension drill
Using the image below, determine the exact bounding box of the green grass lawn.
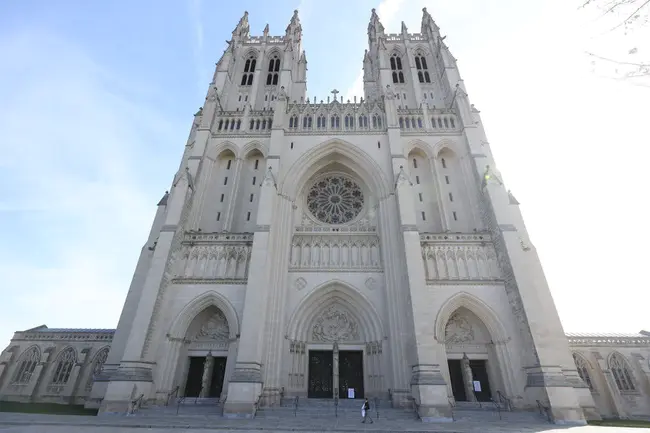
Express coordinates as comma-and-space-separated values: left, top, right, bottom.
589, 419, 650, 428
0, 401, 98, 416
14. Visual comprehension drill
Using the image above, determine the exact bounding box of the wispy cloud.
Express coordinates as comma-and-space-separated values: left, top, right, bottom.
0, 28, 182, 348
188, 0, 208, 96
344, 0, 407, 101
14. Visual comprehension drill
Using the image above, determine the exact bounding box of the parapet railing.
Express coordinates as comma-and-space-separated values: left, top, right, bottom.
536, 400, 553, 423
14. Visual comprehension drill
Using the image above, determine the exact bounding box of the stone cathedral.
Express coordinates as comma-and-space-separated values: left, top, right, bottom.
2, 8, 650, 424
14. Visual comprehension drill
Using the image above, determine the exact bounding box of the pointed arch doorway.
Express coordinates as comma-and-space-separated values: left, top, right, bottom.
286, 282, 385, 400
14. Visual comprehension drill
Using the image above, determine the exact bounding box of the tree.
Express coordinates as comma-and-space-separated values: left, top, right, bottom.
580, 0, 650, 82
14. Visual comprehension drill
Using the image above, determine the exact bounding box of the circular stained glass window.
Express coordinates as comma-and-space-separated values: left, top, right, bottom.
306, 175, 364, 224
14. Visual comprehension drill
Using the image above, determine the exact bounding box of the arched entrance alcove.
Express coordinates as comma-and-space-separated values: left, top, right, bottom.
161, 291, 240, 400
285, 281, 385, 400
435, 292, 515, 403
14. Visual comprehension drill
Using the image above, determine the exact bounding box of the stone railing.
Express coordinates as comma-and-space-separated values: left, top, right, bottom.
213, 110, 274, 136
289, 233, 382, 271
566, 334, 650, 347
13, 330, 114, 342
285, 99, 386, 134
398, 108, 460, 134
173, 232, 253, 283
420, 233, 501, 282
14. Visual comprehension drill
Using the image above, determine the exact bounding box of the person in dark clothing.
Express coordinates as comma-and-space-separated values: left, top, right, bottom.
362, 398, 373, 423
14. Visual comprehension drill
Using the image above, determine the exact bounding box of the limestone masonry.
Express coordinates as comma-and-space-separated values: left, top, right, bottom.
2, 8, 649, 423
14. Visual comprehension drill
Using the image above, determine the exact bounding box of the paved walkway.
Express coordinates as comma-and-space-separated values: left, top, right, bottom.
0, 413, 640, 433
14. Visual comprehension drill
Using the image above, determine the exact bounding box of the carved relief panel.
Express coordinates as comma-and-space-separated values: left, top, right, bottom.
290, 234, 381, 271
421, 234, 500, 281
311, 305, 360, 343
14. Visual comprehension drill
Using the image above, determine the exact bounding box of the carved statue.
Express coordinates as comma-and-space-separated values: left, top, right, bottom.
312, 306, 359, 342
277, 86, 288, 101
384, 85, 396, 100
445, 312, 475, 344
196, 310, 229, 341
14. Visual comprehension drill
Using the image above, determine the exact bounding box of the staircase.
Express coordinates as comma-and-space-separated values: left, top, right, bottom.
256, 397, 416, 421
451, 400, 550, 423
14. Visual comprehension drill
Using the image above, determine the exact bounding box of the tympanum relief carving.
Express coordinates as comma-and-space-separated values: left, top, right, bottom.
195, 311, 230, 341
445, 312, 475, 344
312, 306, 360, 342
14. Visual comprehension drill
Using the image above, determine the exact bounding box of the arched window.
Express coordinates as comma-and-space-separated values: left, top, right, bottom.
11, 346, 40, 384
49, 347, 76, 390
266, 55, 280, 85
573, 353, 594, 391
241, 54, 256, 86
303, 115, 313, 129
330, 114, 340, 129
415, 52, 431, 83
390, 53, 405, 84
289, 114, 298, 129
85, 347, 109, 392
344, 114, 354, 129
609, 353, 636, 391
317, 114, 326, 129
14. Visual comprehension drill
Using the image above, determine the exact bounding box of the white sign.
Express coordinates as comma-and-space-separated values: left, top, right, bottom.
347, 388, 355, 399
473, 381, 482, 392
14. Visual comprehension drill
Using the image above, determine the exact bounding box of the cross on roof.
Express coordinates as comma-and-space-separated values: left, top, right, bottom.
331, 89, 339, 98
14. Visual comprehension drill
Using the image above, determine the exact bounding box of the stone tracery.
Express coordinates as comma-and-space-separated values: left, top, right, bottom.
306, 175, 364, 224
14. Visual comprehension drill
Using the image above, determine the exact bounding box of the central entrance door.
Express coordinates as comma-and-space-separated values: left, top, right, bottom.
184, 357, 205, 397
339, 350, 364, 399
308, 350, 333, 398
447, 360, 466, 401
469, 360, 492, 402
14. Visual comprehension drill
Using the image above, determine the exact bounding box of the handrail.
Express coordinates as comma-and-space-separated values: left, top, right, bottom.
374, 397, 380, 419
536, 400, 552, 423
491, 398, 502, 421
176, 396, 186, 415
496, 390, 512, 412
334, 395, 339, 418
412, 399, 421, 420
129, 393, 145, 414
195, 386, 204, 404
471, 389, 482, 408
292, 396, 299, 417
448, 397, 456, 421
253, 394, 262, 414
388, 388, 393, 404
165, 386, 180, 407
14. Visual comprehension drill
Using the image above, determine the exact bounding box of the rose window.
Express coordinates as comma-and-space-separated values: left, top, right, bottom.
306, 175, 364, 224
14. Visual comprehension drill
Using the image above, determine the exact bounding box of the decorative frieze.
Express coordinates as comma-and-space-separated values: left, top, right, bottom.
290, 234, 382, 271
13, 330, 113, 343
174, 233, 253, 282
567, 334, 650, 347
420, 233, 500, 281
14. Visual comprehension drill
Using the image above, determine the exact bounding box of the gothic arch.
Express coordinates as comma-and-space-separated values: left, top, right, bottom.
205, 140, 239, 161
279, 138, 391, 200
405, 139, 435, 160
241, 140, 268, 159
241, 48, 260, 60
412, 45, 432, 57
432, 138, 460, 158
434, 292, 508, 344
265, 47, 282, 58
286, 280, 384, 343
167, 291, 240, 340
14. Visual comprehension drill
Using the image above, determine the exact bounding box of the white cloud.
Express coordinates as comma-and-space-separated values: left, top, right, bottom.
0, 29, 183, 347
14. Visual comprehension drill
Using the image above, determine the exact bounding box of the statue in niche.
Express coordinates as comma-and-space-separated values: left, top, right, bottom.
445, 312, 475, 344
196, 310, 229, 341
312, 306, 359, 342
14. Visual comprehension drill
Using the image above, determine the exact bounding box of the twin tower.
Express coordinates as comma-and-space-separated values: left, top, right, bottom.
87, 8, 595, 424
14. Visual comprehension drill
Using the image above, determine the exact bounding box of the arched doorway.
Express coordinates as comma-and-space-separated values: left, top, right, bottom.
285, 282, 385, 400
162, 291, 240, 401
435, 294, 513, 404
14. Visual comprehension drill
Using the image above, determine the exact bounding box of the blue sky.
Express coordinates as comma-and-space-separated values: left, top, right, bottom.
0, 0, 648, 348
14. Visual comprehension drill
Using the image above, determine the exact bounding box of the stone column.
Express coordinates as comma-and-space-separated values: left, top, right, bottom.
333, 342, 339, 399
200, 353, 215, 398
460, 354, 476, 402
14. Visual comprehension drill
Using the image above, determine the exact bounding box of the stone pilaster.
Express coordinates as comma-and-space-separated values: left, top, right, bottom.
224, 158, 244, 231
223, 162, 279, 418
393, 163, 451, 421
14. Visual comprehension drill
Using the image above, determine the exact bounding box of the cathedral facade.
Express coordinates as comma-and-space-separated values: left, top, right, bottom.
2, 8, 650, 423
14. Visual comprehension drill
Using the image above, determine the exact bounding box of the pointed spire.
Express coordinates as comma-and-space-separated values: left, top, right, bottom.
401, 21, 408, 34
299, 50, 307, 63
232, 11, 250, 40
285, 9, 302, 41
263, 23, 269, 38
421, 7, 439, 35
368, 8, 384, 34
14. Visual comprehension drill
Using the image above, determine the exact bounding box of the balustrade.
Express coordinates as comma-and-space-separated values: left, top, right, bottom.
290, 233, 382, 271
420, 233, 501, 281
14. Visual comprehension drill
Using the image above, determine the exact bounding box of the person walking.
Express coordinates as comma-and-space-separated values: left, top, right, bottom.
361, 398, 373, 423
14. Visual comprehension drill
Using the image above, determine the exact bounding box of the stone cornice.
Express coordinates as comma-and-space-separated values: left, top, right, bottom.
183, 232, 253, 245
567, 336, 650, 347
13, 331, 113, 342
420, 232, 492, 244
171, 278, 248, 285
426, 279, 504, 286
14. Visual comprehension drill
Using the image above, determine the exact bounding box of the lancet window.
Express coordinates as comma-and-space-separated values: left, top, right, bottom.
390, 53, 405, 84
50, 347, 76, 386
317, 114, 326, 129
415, 52, 431, 83
240, 54, 256, 86
289, 114, 299, 129
330, 114, 340, 129
303, 115, 313, 129
11, 346, 40, 384
344, 114, 355, 129
266, 55, 280, 85
85, 347, 109, 391
609, 353, 636, 391
573, 353, 594, 391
